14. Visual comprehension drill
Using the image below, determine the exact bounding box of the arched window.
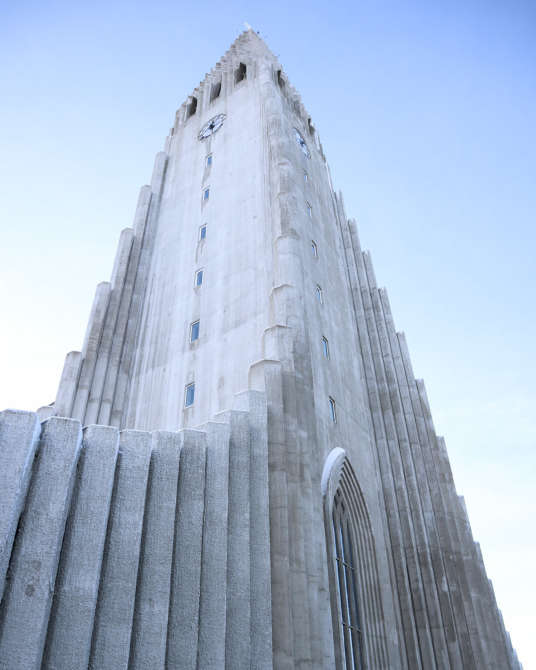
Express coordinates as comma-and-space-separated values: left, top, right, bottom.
332, 488, 365, 668
322, 448, 389, 669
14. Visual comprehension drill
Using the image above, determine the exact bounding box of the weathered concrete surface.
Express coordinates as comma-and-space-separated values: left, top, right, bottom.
42, 425, 119, 670
0, 417, 82, 670
128, 430, 181, 670
88, 430, 151, 670
0, 410, 40, 599
166, 430, 206, 669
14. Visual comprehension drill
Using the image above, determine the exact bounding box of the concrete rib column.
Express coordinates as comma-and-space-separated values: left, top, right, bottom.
114, 152, 168, 428
166, 429, 206, 670
417, 380, 486, 666
234, 391, 273, 670
0, 410, 41, 600
88, 429, 151, 670
454, 494, 507, 669
339, 219, 406, 669
225, 410, 252, 669
127, 430, 181, 670
85, 228, 134, 425
343, 220, 418, 669
359, 248, 434, 668
71, 282, 111, 423
365, 272, 442, 668
258, 359, 294, 670
55, 351, 82, 417
197, 421, 230, 670
0, 417, 82, 670
42, 425, 119, 670
378, 288, 459, 667
397, 333, 476, 667
98, 185, 152, 426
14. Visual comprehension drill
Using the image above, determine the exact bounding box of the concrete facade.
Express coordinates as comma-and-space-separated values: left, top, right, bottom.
1, 29, 521, 669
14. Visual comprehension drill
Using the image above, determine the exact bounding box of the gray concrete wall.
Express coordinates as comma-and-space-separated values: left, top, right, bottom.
0, 391, 272, 670
41, 28, 519, 670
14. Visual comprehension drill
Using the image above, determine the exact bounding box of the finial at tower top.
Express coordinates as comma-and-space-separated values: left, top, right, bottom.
243, 21, 253, 31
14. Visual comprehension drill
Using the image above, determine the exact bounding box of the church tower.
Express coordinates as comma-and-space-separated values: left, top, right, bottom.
0, 29, 521, 669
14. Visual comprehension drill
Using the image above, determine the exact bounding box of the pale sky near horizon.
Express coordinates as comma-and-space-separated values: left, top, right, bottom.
1, 0, 535, 665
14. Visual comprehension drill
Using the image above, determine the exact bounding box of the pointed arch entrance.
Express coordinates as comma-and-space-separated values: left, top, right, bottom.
322, 448, 389, 669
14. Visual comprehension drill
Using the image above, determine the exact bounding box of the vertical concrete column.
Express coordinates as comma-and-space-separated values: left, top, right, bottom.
234, 391, 273, 670
378, 289, 458, 668
88, 430, 151, 670
454, 494, 504, 669
344, 220, 418, 669
42, 425, 119, 670
397, 333, 475, 667
225, 410, 252, 669
0, 410, 41, 599
197, 421, 230, 669
360, 250, 434, 669
71, 282, 111, 423
113, 153, 168, 428
166, 430, 206, 670
368, 280, 446, 667
340, 219, 406, 669
85, 229, 134, 425
128, 430, 181, 670
98, 185, 152, 426
54, 351, 82, 417
0, 417, 82, 670
257, 359, 294, 670
417, 382, 485, 668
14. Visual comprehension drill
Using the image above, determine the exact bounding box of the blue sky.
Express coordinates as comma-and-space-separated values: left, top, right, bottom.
1, 1, 535, 664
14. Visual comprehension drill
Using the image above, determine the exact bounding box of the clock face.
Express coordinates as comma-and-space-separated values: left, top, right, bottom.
294, 128, 311, 158
198, 114, 226, 140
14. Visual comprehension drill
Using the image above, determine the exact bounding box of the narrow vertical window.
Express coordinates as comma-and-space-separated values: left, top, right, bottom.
210, 81, 221, 101
307, 202, 312, 218
332, 491, 365, 668
316, 285, 323, 304
199, 224, 207, 240
304, 171, 308, 182
311, 240, 318, 257
187, 96, 197, 117
206, 154, 213, 167
203, 188, 210, 201
235, 62, 247, 83
195, 269, 204, 287
190, 320, 200, 342
329, 397, 337, 423
322, 336, 330, 359
185, 382, 195, 407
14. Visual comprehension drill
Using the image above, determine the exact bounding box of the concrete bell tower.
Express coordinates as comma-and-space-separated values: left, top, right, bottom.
0, 29, 520, 670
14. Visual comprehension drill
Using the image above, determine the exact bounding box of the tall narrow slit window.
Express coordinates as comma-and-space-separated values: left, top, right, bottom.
322, 336, 330, 359
329, 396, 337, 423
206, 154, 213, 167
187, 96, 197, 117
195, 269, 204, 287
203, 187, 210, 201
307, 201, 312, 218
316, 285, 323, 304
199, 224, 207, 240
184, 382, 195, 407
210, 81, 221, 101
235, 62, 247, 83
190, 320, 200, 342
332, 491, 365, 669
311, 240, 318, 258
